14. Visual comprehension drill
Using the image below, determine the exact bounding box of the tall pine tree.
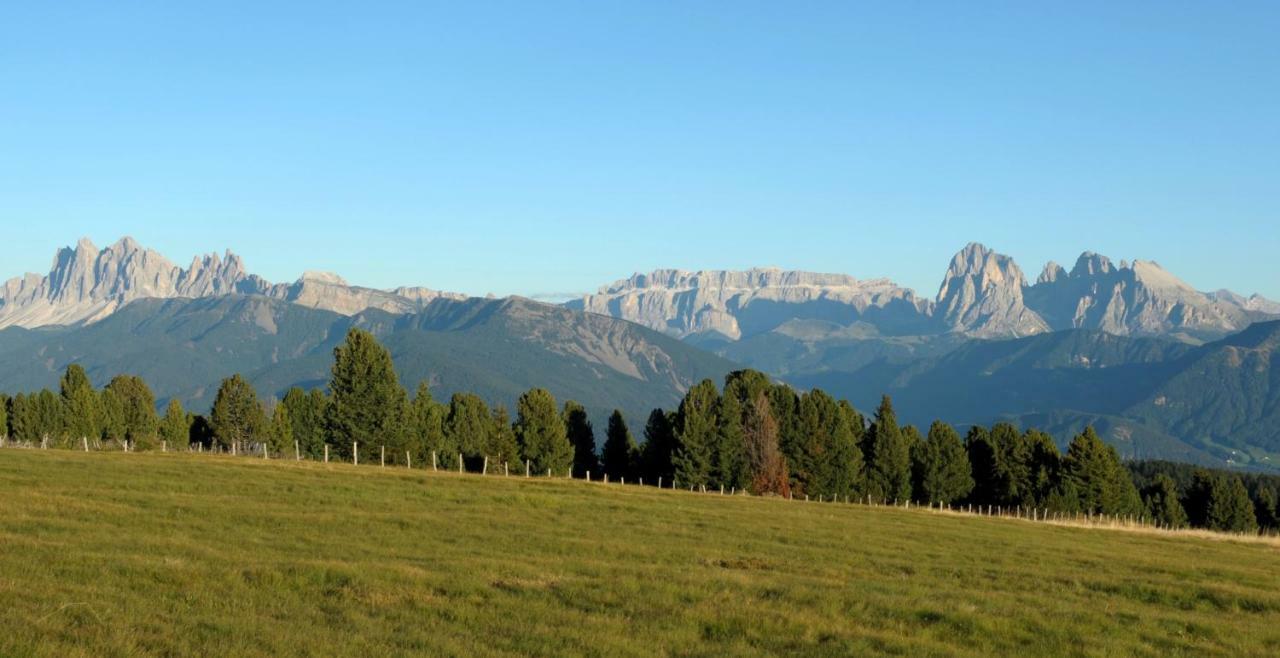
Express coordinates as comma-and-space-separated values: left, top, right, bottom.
60, 364, 101, 443
673, 380, 718, 488
210, 374, 266, 451
325, 328, 408, 463
602, 410, 639, 480
744, 392, 789, 497
159, 399, 190, 450
916, 421, 973, 505
515, 388, 572, 475
563, 400, 599, 478
866, 395, 911, 503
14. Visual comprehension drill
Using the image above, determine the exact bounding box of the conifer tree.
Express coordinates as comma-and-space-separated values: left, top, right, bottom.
159, 399, 190, 450
0, 393, 8, 439
602, 410, 639, 480
1061, 427, 1142, 516
105, 375, 157, 448
866, 395, 911, 503
562, 400, 599, 478
409, 382, 449, 465
989, 422, 1032, 507
744, 392, 788, 496
267, 402, 293, 454
1023, 429, 1061, 507
446, 392, 492, 465
99, 389, 126, 443
60, 364, 101, 443
641, 409, 677, 483
515, 388, 572, 475
282, 387, 328, 459
326, 328, 408, 462
916, 421, 973, 505
210, 374, 266, 451
713, 393, 748, 490
1142, 474, 1188, 529
1212, 476, 1259, 533
488, 406, 520, 468
831, 399, 865, 497
673, 379, 718, 488
29, 389, 65, 446
1255, 486, 1279, 531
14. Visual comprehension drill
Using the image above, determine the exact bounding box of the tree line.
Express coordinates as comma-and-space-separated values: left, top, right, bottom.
2, 329, 1274, 535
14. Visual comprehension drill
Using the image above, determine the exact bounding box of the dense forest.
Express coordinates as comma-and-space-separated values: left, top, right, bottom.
2, 328, 1275, 535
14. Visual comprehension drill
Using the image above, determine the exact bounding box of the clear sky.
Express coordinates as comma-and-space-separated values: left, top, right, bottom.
3, 2, 1278, 300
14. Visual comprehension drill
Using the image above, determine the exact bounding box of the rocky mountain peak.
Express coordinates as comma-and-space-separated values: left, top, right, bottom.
934, 243, 1049, 338
1038, 261, 1067, 285
1070, 251, 1114, 278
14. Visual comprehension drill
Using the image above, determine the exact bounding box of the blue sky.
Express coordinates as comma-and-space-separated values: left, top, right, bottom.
3, 2, 1278, 299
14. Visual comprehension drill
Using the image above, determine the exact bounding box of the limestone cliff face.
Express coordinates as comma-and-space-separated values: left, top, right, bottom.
568, 268, 935, 340
934, 243, 1050, 338
0, 238, 464, 329
0, 237, 264, 328
1024, 255, 1262, 341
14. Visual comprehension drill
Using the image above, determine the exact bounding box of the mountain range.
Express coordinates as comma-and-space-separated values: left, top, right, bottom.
570, 242, 1278, 344
2, 237, 1278, 470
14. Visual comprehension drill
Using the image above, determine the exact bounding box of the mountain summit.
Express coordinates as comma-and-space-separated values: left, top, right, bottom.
0, 237, 464, 329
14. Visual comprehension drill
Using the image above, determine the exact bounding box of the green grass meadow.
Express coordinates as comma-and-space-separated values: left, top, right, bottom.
1, 449, 1277, 657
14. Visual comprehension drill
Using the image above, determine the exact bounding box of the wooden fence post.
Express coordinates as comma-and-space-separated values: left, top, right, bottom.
324, 444, 329, 463
587, 470, 592, 482
458, 453, 463, 473
353, 442, 358, 466
504, 462, 509, 477
658, 477, 662, 489
83, 437, 89, 452
295, 441, 301, 461
525, 460, 530, 477
406, 451, 411, 469
381, 445, 385, 467
264, 442, 269, 459
432, 451, 437, 471
483, 456, 489, 475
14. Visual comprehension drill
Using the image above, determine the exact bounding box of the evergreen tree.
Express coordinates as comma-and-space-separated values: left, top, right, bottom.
865, 395, 911, 503
188, 414, 215, 449
1061, 427, 1142, 516
29, 389, 65, 446
159, 399, 190, 450
99, 389, 126, 443
767, 384, 801, 485
640, 409, 677, 483
916, 421, 974, 505
713, 393, 748, 491
267, 402, 294, 454
409, 383, 449, 465
282, 387, 328, 459
673, 379, 718, 488
1142, 474, 1188, 529
744, 392, 789, 496
964, 426, 997, 505
601, 410, 639, 480
60, 364, 101, 442
989, 422, 1032, 507
1209, 476, 1259, 533
723, 370, 771, 408
1023, 429, 1061, 507
488, 406, 520, 468
210, 374, 266, 451
0, 393, 8, 439
515, 388, 572, 475
562, 400, 599, 478
446, 392, 492, 466
8, 394, 30, 443
105, 376, 157, 448
325, 328, 408, 462
1255, 485, 1279, 531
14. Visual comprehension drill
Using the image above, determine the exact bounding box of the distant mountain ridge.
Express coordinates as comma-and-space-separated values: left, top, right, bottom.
572, 243, 1278, 344
0, 237, 465, 329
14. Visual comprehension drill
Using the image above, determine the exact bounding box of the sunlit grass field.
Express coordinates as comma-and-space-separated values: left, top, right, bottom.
1, 449, 1277, 657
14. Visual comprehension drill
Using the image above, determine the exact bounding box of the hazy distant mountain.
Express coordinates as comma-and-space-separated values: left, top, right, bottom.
567, 268, 936, 341
0, 237, 465, 329
0, 295, 735, 427
574, 243, 1279, 347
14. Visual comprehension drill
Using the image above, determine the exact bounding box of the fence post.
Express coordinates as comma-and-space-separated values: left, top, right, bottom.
83, 436, 89, 452
458, 453, 463, 474
547, 468, 551, 477
587, 470, 592, 482
380, 445, 385, 468
432, 451, 437, 471
504, 462, 509, 477
525, 460, 530, 477
658, 477, 662, 489
296, 441, 301, 461
264, 442, 269, 459
353, 442, 358, 466
406, 451, 411, 469
483, 456, 489, 475
324, 444, 329, 463
621, 477, 625, 486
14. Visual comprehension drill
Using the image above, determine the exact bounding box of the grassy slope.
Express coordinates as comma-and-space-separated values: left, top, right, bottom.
1, 450, 1278, 657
